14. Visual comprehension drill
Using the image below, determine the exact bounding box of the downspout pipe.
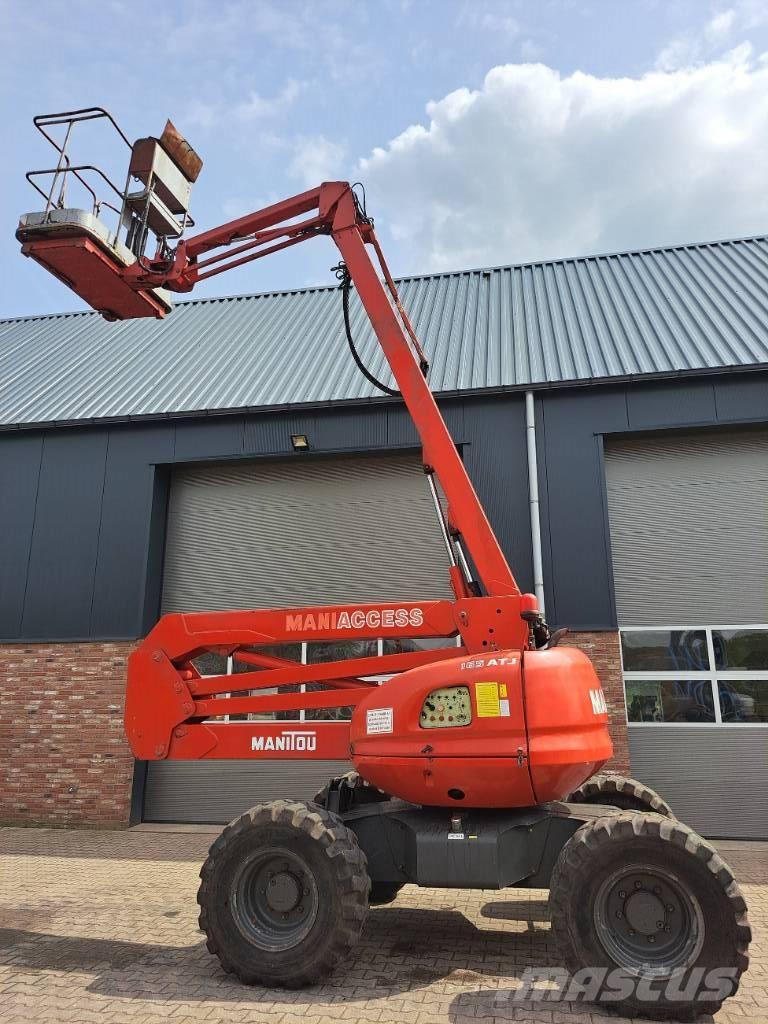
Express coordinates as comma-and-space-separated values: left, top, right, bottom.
525, 391, 546, 616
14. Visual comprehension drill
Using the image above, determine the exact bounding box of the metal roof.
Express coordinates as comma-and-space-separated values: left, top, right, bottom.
3, 234, 768, 428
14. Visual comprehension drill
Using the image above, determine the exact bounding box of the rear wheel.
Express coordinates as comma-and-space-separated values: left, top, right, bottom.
549, 812, 750, 1019
197, 800, 369, 987
567, 773, 674, 817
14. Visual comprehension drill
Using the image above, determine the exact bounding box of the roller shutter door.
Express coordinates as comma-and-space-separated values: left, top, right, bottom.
625, 727, 768, 839
604, 429, 768, 839
160, 451, 454, 612
144, 451, 454, 822
605, 429, 768, 626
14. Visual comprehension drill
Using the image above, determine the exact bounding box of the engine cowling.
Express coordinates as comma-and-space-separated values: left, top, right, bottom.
349, 646, 611, 808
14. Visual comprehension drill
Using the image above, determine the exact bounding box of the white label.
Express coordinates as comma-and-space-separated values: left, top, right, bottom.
589, 688, 608, 715
366, 708, 393, 734
499, 698, 510, 717
447, 833, 465, 840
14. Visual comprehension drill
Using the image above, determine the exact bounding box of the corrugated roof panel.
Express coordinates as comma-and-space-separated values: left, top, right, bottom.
2, 235, 768, 427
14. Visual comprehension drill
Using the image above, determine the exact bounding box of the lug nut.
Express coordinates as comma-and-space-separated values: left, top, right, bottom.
656, 920, 664, 928
648, 936, 656, 943
664, 925, 671, 932
615, 911, 623, 919
634, 881, 642, 889
666, 904, 674, 913
619, 890, 626, 898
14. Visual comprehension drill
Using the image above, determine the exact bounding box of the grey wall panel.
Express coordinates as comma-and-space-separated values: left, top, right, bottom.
20, 430, 108, 638
440, 401, 466, 441
605, 429, 768, 625
629, 727, 768, 839
313, 408, 387, 451
386, 405, 419, 447
91, 426, 175, 637
174, 417, 245, 461
626, 380, 716, 430
244, 411, 318, 455
141, 467, 170, 633
160, 451, 457, 612
538, 389, 629, 628
0, 434, 43, 638
715, 375, 768, 421
463, 396, 533, 594
144, 760, 351, 823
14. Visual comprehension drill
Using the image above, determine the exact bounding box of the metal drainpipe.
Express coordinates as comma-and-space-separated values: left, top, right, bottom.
525, 391, 546, 616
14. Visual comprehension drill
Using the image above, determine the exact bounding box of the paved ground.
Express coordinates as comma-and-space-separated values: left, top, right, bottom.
0, 826, 765, 1024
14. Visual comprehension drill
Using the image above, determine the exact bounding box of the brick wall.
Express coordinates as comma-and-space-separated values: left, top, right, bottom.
0, 642, 137, 827
563, 630, 630, 775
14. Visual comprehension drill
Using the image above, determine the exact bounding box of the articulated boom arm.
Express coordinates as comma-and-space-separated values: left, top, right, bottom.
18, 129, 544, 761
126, 181, 520, 600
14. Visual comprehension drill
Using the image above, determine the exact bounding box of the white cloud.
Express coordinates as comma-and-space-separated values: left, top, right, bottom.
655, 2, 768, 70
357, 50, 768, 273
185, 79, 303, 129
458, 3, 521, 40
288, 135, 347, 187
235, 79, 303, 120
656, 9, 736, 70
706, 9, 737, 43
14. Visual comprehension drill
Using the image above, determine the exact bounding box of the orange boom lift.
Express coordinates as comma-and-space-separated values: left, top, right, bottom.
17, 110, 750, 1018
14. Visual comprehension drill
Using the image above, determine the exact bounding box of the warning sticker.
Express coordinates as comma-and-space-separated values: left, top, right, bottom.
475, 682, 501, 717
366, 708, 393, 734
499, 698, 510, 717
499, 684, 507, 698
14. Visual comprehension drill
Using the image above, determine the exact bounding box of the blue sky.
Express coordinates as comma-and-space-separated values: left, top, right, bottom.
3, 0, 768, 318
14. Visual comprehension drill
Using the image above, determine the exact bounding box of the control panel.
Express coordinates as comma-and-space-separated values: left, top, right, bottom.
420, 685, 472, 729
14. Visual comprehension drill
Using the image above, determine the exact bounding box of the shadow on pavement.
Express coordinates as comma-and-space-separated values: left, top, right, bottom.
0, 906, 557, 1004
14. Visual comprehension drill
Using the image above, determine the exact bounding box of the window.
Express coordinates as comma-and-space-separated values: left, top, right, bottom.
200, 636, 461, 723
621, 626, 768, 725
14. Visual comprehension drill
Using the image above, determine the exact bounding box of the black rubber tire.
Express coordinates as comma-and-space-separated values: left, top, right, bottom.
312, 769, 389, 809
197, 799, 370, 987
567, 773, 675, 817
549, 812, 751, 1020
369, 881, 403, 906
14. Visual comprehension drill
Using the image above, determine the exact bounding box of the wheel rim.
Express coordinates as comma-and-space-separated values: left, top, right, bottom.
594, 863, 705, 976
231, 846, 319, 951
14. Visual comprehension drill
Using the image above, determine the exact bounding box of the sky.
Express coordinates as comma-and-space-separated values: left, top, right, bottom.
3, 0, 768, 318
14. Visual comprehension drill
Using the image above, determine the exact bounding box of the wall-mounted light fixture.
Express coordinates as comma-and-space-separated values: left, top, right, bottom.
290, 434, 310, 452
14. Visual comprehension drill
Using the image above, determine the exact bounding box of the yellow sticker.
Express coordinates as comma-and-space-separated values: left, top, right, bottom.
475, 682, 501, 717
499, 684, 507, 698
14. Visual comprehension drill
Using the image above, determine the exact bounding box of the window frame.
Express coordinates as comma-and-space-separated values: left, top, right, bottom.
620, 624, 768, 728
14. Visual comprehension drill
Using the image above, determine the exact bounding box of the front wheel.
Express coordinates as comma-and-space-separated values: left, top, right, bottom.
567, 773, 674, 817
549, 812, 750, 1019
197, 800, 369, 987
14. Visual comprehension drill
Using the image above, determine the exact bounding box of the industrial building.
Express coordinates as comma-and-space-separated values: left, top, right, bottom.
1, 233, 767, 838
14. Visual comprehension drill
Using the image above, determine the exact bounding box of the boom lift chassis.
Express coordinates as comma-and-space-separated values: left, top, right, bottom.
17, 110, 750, 1019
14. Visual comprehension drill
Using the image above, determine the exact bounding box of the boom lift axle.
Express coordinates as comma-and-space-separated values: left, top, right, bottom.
17, 110, 750, 1018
